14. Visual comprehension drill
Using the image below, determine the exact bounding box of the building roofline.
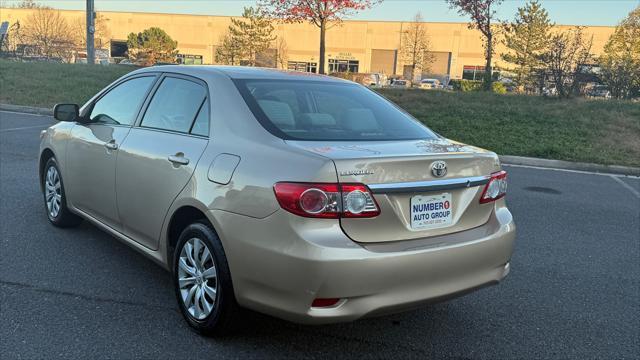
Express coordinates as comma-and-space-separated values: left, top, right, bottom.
0, 7, 617, 29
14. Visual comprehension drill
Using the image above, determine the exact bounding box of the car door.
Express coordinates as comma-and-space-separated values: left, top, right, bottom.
115, 74, 210, 250
65, 75, 157, 231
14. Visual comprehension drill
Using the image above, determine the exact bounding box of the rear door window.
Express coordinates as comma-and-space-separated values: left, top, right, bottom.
141, 77, 207, 134
234, 79, 437, 141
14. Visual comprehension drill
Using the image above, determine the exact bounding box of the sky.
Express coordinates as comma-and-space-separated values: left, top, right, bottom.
2, 0, 638, 26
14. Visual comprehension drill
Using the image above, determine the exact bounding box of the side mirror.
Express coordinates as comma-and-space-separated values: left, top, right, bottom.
53, 103, 79, 122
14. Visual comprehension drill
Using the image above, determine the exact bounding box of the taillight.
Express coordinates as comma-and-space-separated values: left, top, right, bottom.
479, 170, 508, 204
273, 182, 380, 218
311, 298, 341, 308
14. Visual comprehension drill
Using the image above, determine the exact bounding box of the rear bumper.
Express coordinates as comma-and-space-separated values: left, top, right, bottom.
209, 205, 515, 325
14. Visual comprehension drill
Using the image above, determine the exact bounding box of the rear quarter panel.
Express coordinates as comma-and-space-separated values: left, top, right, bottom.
161, 72, 338, 263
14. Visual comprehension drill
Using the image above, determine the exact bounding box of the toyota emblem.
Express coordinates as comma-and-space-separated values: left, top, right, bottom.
431, 161, 447, 178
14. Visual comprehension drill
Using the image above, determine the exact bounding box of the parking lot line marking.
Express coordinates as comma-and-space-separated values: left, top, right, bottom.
609, 175, 640, 199
503, 163, 640, 179
0, 125, 48, 132
0, 110, 52, 118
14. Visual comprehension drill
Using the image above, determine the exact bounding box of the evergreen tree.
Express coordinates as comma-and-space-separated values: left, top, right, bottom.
127, 27, 178, 66
215, 31, 243, 65
227, 7, 276, 66
501, 0, 553, 92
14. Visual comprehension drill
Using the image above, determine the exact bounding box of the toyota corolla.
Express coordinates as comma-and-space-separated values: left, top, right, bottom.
40, 66, 515, 335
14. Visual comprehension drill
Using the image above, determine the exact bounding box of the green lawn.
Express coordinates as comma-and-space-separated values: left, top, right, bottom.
378, 89, 640, 167
0, 59, 133, 108
1, 59, 638, 167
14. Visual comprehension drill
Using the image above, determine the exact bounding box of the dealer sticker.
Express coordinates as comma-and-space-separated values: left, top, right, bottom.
410, 193, 453, 230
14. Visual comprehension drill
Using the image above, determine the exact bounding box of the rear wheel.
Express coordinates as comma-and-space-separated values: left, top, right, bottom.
43, 157, 82, 227
173, 221, 240, 336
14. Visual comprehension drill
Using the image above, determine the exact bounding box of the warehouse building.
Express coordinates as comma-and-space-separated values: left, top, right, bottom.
0, 8, 616, 81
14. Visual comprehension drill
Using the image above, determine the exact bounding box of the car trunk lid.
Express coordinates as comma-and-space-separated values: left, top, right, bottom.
285, 138, 501, 243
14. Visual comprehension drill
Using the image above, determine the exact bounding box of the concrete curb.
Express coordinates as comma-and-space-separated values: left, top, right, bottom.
500, 155, 640, 177
2, 103, 638, 176
0, 103, 52, 116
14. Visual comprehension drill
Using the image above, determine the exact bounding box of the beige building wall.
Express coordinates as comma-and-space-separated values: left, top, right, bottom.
0, 8, 615, 79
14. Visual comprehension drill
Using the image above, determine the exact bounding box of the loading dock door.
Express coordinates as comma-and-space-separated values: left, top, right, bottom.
370, 49, 397, 75
424, 51, 452, 76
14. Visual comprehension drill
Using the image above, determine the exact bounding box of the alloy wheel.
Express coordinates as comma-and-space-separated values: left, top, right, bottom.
178, 237, 218, 320
45, 166, 62, 218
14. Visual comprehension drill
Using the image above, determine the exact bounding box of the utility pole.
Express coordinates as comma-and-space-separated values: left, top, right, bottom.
86, 0, 95, 64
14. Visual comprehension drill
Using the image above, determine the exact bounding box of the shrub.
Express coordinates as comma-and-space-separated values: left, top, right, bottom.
450, 79, 507, 93
450, 79, 483, 92
492, 82, 507, 94
329, 72, 367, 84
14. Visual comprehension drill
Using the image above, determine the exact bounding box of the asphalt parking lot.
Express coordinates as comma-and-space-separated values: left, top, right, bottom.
1, 110, 638, 359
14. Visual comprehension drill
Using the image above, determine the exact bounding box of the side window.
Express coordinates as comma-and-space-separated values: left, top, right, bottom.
190, 100, 209, 137
89, 76, 155, 126
141, 77, 207, 134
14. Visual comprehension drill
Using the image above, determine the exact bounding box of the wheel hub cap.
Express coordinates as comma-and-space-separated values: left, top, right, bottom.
177, 237, 217, 320
45, 166, 62, 218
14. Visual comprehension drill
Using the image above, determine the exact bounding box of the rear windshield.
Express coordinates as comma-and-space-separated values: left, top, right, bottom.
234, 79, 437, 141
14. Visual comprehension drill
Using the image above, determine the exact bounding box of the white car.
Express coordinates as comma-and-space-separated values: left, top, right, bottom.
388, 79, 411, 89
420, 79, 441, 89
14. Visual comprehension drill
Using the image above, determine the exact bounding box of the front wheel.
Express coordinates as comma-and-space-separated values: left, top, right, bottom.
42, 157, 82, 227
173, 221, 240, 336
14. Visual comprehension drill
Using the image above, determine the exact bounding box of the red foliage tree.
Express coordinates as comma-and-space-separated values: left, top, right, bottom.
447, 0, 503, 90
259, 0, 380, 74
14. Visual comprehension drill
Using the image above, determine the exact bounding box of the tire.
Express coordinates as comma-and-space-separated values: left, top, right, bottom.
42, 157, 82, 228
173, 221, 241, 336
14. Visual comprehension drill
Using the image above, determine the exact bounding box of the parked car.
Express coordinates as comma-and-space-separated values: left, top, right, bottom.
420, 78, 441, 89
388, 79, 411, 88
587, 85, 612, 99
41, 66, 516, 336
542, 86, 558, 97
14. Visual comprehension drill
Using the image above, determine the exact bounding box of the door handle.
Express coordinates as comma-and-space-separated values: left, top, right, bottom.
168, 154, 190, 166
104, 140, 118, 150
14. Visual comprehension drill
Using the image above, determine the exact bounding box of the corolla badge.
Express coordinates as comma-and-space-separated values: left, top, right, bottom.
339, 169, 374, 176
430, 161, 447, 178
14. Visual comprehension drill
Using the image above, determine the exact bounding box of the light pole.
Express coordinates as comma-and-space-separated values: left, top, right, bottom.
86, 0, 95, 64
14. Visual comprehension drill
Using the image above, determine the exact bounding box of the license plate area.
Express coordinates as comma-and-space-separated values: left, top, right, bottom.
410, 193, 453, 230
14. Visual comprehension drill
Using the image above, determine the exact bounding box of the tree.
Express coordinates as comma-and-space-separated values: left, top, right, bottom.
540, 27, 593, 98
501, 0, 552, 93
20, 7, 74, 60
72, 13, 111, 49
259, 0, 380, 74
400, 12, 433, 82
215, 31, 243, 65
446, 0, 503, 91
275, 37, 289, 69
127, 27, 178, 66
599, 7, 640, 99
227, 7, 276, 66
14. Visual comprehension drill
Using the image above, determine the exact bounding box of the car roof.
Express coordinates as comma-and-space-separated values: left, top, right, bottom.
131, 65, 351, 83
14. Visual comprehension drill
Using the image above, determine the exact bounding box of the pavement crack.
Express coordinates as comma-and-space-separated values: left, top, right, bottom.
0, 279, 177, 312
